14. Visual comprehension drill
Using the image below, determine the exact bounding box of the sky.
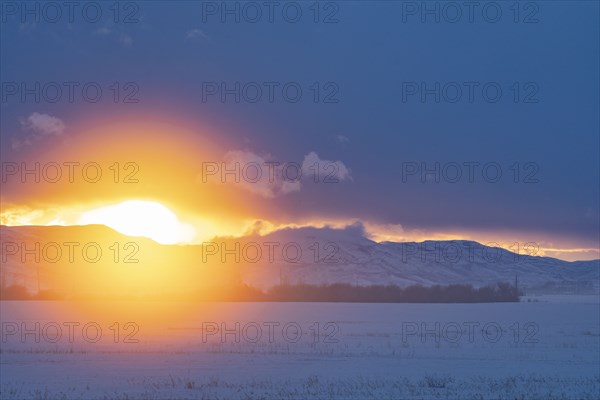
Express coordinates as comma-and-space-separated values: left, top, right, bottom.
0, 1, 598, 260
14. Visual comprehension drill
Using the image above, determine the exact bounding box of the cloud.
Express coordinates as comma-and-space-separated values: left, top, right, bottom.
0, 207, 45, 226
119, 34, 133, 46
336, 135, 349, 143
220, 150, 301, 199
203, 150, 351, 199
0, 204, 74, 226
301, 152, 352, 182
363, 222, 406, 242
93, 26, 133, 47
186, 28, 210, 42
94, 27, 112, 35
13, 113, 66, 149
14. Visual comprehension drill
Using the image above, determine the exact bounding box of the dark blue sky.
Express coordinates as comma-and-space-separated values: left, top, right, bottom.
1, 1, 598, 257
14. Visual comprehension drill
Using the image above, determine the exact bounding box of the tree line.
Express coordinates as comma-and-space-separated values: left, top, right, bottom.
0, 282, 521, 302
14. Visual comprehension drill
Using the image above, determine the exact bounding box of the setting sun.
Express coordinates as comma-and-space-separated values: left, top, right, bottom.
77, 200, 196, 244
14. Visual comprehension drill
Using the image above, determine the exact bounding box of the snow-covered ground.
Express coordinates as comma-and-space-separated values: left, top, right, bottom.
1, 299, 599, 399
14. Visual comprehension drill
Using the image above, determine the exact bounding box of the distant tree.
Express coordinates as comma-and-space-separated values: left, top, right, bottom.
261, 282, 520, 303
0, 284, 31, 300
32, 290, 63, 301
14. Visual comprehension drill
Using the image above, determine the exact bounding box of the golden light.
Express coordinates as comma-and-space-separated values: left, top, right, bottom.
77, 200, 196, 244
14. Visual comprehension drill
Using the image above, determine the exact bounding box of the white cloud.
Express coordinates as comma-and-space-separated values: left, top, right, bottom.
205, 150, 351, 198
301, 152, 352, 182
336, 135, 349, 143
186, 28, 210, 41
220, 150, 301, 198
13, 113, 66, 149
119, 34, 133, 46
363, 222, 406, 242
93, 26, 133, 47
94, 27, 112, 35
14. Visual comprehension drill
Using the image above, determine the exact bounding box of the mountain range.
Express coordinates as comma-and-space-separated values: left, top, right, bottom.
1, 224, 598, 296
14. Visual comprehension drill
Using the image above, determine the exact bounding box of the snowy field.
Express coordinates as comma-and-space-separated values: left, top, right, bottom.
1, 297, 599, 399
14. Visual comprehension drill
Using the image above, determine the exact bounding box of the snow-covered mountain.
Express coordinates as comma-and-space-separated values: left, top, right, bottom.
229, 225, 600, 293
1, 225, 598, 295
